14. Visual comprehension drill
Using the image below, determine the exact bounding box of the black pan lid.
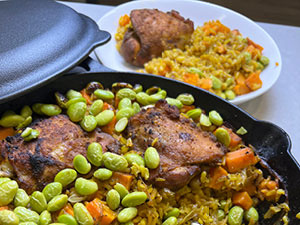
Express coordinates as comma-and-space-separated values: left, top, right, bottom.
0, 0, 110, 104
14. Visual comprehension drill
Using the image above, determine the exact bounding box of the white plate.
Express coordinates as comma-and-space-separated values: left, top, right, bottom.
95, 0, 282, 105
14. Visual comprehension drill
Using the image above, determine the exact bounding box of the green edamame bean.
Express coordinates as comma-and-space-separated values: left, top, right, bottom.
93, 168, 113, 181
118, 98, 132, 110
40, 104, 62, 116
66, 90, 82, 100
136, 92, 150, 106
260, 55, 269, 66
186, 108, 202, 120
16, 116, 32, 129
228, 206, 244, 225
121, 221, 134, 225
124, 152, 145, 166
0, 114, 25, 127
133, 84, 143, 93
106, 189, 120, 210
226, 77, 234, 86
115, 117, 128, 133
54, 169, 77, 187
20, 105, 33, 118
67, 102, 87, 122
58, 214, 78, 225
73, 154, 91, 174
144, 147, 160, 169
225, 90, 236, 100
94, 89, 114, 101
39, 210, 52, 225
256, 62, 264, 70
165, 208, 180, 219
42, 182, 63, 202
80, 115, 97, 132
30, 191, 47, 213
0, 177, 10, 185
217, 209, 225, 220
89, 100, 103, 116
211, 76, 222, 90
209, 110, 223, 126
47, 194, 68, 212
14, 188, 30, 207
244, 207, 259, 223
102, 152, 128, 171
162, 216, 177, 225
0, 210, 19, 225
215, 127, 231, 147
48, 224, 65, 225
14, 206, 39, 223
73, 203, 93, 225
87, 142, 103, 167
121, 192, 147, 207
19, 222, 37, 225
117, 207, 138, 223
200, 114, 212, 127
75, 178, 98, 196
116, 108, 134, 121
176, 93, 194, 105
117, 88, 136, 100
148, 90, 167, 104
114, 183, 129, 199
95, 110, 114, 126
65, 98, 87, 108
22, 128, 39, 142
132, 102, 141, 114
165, 98, 183, 109
243, 52, 251, 63
0, 180, 18, 206
32, 103, 43, 115
236, 126, 247, 135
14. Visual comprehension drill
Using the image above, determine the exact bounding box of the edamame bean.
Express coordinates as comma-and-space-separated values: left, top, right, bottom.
118, 98, 132, 110
165, 208, 180, 219
54, 169, 77, 187
136, 92, 150, 106
133, 84, 143, 93
40, 104, 62, 116
114, 183, 129, 199
0, 177, 10, 185
75, 178, 98, 196
121, 192, 147, 207
94, 89, 114, 101
94, 168, 113, 181
30, 191, 47, 213
260, 56, 269, 66
117, 88, 136, 100
32, 103, 43, 115
47, 194, 68, 212
102, 152, 128, 171
55, 92, 68, 108
146, 86, 161, 95
121, 221, 134, 225
225, 90, 236, 100
86, 82, 104, 94
14, 206, 39, 223
132, 102, 141, 114
80, 115, 97, 132
0, 114, 25, 127
42, 182, 63, 202
73, 154, 91, 174
211, 76, 222, 90
200, 114, 212, 127
106, 189, 120, 210
58, 214, 78, 225
176, 93, 194, 105
17, 116, 32, 129
165, 98, 183, 109
19, 222, 37, 225
117, 207, 138, 223
228, 206, 244, 225
244, 207, 259, 223
148, 90, 167, 104
22, 128, 39, 142
20, 105, 33, 118
0, 210, 19, 225
14, 188, 30, 207
162, 216, 177, 225
95, 110, 114, 126
65, 98, 87, 108
73, 203, 93, 225
209, 110, 223, 126
115, 117, 128, 133
186, 108, 202, 120
0, 180, 18, 206
236, 126, 247, 135
116, 108, 134, 121
87, 142, 103, 167
144, 147, 160, 169
89, 100, 103, 116
215, 128, 231, 147
124, 152, 145, 166
217, 209, 225, 220
67, 102, 87, 122
66, 90, 82, 99
39, 210, 52, 225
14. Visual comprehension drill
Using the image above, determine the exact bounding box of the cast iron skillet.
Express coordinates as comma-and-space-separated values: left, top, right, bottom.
1, 60, 299, 224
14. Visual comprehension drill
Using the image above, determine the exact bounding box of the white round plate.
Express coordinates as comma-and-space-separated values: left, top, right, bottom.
95, 0, 282, 105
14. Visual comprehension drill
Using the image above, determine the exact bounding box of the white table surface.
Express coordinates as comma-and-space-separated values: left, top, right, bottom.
62, 1, 300, 164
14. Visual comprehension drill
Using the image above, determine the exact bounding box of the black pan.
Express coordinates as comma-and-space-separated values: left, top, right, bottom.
0, 60, 299, 224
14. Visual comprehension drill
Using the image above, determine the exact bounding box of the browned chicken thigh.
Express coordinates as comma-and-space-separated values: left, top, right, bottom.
120, 9, 194, 67
0, 115, 120, 194
126, 100, 226, 190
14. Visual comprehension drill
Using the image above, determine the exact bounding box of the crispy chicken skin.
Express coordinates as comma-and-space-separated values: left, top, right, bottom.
0, 115, 120, 194
126, 100, 226, 190
120, 9, 194, 67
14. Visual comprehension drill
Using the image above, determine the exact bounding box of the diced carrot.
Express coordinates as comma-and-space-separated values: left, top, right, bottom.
183, 73, 200, 86
202, 20, 230, 35
232, 191, 253, 210
80, 89, 93, 105
221, 126, 242, 148
180, 105, 195, 113
101, 116, 116, 135
114, 97, 120, 109
102, 102, 114, 111
100, 200, 117, 225
245, 45, 260, 59
245, 71, 262, 91
0, 206, 9, 211
86, 198, 103, 223
243, 183, 257, 196
225, 148, 258, 173
0, 127, 15, 140
199, 78, 212, 90
110, 172, 133, 190
208, 166, 228, 190
59, 203, 74, 217
235, 73, 246, 85
266, 180, 279, 190
119, 14, 130, 27
233, 83, 251, 95
247, 38, 264, 52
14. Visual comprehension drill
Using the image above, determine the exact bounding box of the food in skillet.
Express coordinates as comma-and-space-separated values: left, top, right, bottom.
116, 11, 270, 101
0, 82, 289, 224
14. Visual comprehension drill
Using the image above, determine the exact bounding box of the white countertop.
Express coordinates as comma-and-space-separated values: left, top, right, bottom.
62, 1, 300, 164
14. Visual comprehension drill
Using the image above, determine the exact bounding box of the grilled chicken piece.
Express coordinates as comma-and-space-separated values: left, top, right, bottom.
126, 100, 226, 190
0, 115, 120, 194
120, 9, 194, 67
